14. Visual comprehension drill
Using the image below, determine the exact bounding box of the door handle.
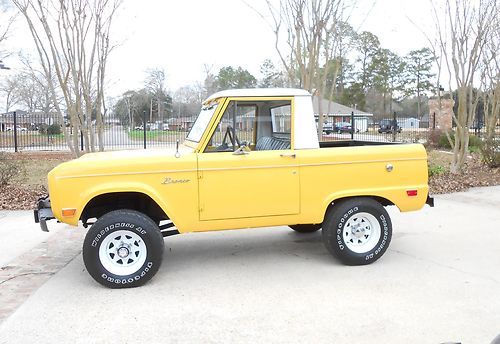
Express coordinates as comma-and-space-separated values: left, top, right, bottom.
280, 153, 296, 158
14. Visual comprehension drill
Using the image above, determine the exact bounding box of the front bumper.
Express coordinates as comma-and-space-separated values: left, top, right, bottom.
34, 195, 55, 232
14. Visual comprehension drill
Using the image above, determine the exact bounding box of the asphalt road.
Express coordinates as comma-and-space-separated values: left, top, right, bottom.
0, 186, 499, 343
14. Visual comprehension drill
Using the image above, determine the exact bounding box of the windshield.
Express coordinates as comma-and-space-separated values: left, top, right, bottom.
186, 102, 219, 142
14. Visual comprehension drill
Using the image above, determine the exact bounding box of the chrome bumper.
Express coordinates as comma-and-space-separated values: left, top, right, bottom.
34, 196, 54, 232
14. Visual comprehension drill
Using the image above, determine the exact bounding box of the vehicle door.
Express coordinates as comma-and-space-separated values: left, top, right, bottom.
197, 98, 300, 221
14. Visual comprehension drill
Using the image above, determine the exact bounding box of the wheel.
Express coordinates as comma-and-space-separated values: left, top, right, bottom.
289, 224, 322, 233
83, 209, 164, 288
322, 198, 392, 265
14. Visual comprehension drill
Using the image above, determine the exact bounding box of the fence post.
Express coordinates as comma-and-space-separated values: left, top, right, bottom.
80, 130, 84, 151
392, 111, 397, 142
143, 110, 147, 149
433, 112, 436, 130
13, 111, 18, 152
350, 111, 354, 140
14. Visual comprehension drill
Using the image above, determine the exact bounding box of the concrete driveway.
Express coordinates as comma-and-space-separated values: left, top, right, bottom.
0, 186, 499, 343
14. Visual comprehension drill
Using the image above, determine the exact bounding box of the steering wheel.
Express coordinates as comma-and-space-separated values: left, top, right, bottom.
217, 125, 241, 151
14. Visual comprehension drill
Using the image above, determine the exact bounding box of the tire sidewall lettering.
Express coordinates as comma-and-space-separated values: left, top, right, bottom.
100, 261, 154, 285
91, 222, 145, 247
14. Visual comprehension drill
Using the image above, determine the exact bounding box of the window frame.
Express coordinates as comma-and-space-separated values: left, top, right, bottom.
198, 96, 295, 153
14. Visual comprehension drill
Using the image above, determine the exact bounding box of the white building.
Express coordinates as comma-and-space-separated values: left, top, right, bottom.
312, 96, 373, 132
397, 117, 420, 129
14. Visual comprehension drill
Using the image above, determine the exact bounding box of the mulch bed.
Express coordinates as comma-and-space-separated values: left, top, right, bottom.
0, 185, 48, 210
429, 154, 500, 194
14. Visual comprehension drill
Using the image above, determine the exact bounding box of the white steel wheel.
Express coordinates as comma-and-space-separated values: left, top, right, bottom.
98, 230, 147, 276
322, 197, 392, 265
342, 212, 381, 253
83, 210, 164, 288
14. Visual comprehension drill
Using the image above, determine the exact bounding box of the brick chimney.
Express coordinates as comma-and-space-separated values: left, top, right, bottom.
428, 98, 454, 130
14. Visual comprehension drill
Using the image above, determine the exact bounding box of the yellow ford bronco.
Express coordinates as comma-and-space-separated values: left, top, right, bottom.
35, 88, 433, 288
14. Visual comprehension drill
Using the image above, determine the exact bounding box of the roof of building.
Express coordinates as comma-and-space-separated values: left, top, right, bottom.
204, 88, 311, 103
312, 96, 372, 116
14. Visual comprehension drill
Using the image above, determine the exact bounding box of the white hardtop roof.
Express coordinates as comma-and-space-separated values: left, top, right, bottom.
204, 88, 311, 103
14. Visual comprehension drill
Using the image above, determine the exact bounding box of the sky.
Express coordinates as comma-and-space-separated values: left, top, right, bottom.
1, 0, 436, 101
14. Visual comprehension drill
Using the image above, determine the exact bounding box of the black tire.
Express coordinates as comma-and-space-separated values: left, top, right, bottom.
83, 209, 164, 288
289, 224, 322, 233
322, 198, 392, 265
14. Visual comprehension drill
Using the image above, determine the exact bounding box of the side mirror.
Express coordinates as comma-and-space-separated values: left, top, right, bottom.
233, 142, 250, 155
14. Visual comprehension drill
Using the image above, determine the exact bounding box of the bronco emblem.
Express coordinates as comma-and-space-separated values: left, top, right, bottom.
162, 177, 190, 185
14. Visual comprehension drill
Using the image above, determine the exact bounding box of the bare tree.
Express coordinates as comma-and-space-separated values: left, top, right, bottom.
0, 56, 61, 115
12, 0, 122, 156
479, 12, 499, 143
0, 0, 16, 60
0, 76, 20, 112
431, 0, 497, 173
264, 0, 344, 135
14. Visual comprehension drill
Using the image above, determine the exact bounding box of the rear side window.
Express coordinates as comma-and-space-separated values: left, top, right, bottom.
270, 104, 291, 135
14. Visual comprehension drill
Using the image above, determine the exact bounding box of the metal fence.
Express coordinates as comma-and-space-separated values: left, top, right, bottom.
0, 111, 196, 152
0, 110, 496, 152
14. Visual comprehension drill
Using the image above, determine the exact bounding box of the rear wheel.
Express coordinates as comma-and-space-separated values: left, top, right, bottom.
83, 209, 164, 288
322, 198, 392, 265
289, 224, 322, 233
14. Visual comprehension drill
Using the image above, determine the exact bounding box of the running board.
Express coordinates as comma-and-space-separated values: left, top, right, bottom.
161, 229, 179, 237
159, 221, 179, 237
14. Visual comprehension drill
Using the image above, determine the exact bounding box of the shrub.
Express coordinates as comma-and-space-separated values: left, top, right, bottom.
47, 124, 61, 135
468, 135, 482, 151
428, 164, 446, 177
38, 124, 61, 135
480, 138, 500, 168
438, 131, 453, 149
38, 124, 48, 135
0, 152, 25, 185
437, 130, 483, 152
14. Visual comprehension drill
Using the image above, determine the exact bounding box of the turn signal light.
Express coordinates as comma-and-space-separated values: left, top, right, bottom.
406, 190, 418, 197
62, 208, 76, 217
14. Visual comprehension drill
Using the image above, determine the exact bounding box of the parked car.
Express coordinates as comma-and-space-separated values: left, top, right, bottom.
337, 122, 359, 134
378, 119, 401, 133
322, 123, 335, 134
6, 126, 27, 132
35, 88, 433, 288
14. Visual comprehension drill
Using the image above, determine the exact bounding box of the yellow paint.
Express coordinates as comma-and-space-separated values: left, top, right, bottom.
47, 95, 430, 233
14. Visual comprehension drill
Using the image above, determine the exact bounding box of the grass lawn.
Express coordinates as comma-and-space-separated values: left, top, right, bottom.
0, 132, 66, 148
128, 130, 187, 142
8, 152, 72, 187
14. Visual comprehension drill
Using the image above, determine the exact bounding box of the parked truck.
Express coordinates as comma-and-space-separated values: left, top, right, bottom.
35, 88, 433, 288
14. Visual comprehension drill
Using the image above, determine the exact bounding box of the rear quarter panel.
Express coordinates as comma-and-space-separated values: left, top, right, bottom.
297, 143, 429, 224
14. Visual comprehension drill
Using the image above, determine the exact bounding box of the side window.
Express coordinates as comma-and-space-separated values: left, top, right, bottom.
205, 101, 256, 152
254, 101, 292, 151
270, 104, 291, 136
204, 98, 292, 153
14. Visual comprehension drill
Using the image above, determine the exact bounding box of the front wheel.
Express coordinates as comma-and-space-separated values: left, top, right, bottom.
83, 209, 164, 288
322, 198, 392, 265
